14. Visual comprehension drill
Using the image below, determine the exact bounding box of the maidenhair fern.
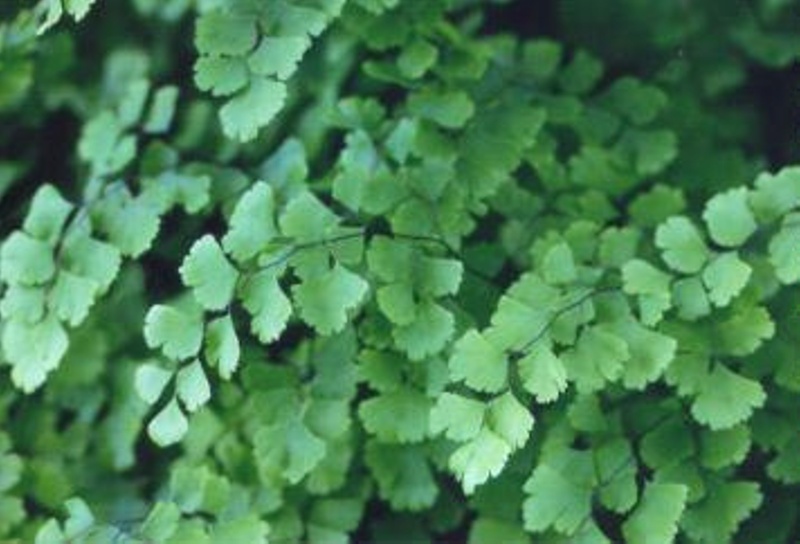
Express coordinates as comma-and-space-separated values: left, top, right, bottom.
1, 1, 799, 543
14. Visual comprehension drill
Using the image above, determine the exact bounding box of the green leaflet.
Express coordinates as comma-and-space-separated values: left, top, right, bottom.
222, 182, 278, 263
144, 304, 204, 360
179, 235, 239, 311
240, 269, 293, 343
622, 483, 688, 544
429, 392, 485, 441
393, 300, 455, 360
702, 252, 752, 307
691, 365, 766, 430
622, 259, 672, 325
135, 362, 173, 405
0, 232, 55, 286
254, 415, 327, 484
147, 398, 189, 447
293, 264, 369, 335
204, 315, 240, 379
562, 325, 628, 392
681, 480, 763, 543
2, 315, 68, 392
703, 188, 758, 247
359, 386, 432, 443
517, 343, 569, 403
22, 185, 73, 246
449, 329, 508, 393
219, 78, 287, 141
449, 428, 511, 494
523, 452, 594, 535
769, 213, 800, 284
176, 360, 211, 412
486, 392, 534, 450
655, 216, 710, 274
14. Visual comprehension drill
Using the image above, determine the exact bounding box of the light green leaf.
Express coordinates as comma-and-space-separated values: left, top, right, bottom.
144, 86, 179, 134
279, 191, 340, 242
517, 343, 568, 403
541, 242, 577, 285
429, 392, 485, 442
176, 360, 211, 412
48, 270, 99, 326
398, 39, 438, 79
194, 57, 249, 97
135, 363, 173, 405
95, 192, 161, 257
254, 416, 326, 484
148, 398, 189, 447
248, 36, 310, 80
655, 216, 710, 274
222, 182, 278, 263
629, 185, 686, 228
61, 234, 122, 294
23, 184, 73, 246
205, 315, 240, 379
703, 188, 757, 247
681, 481, 762, 543
489, 273, 561, 349
769, 215, 800, 284
562, 325, 628, 392
64, 0, 97, 20
749, 166, 800, 221
450, 428, 511, 494
717, 305, 775, 356
487, 392, 534, 449
622, 483, 687, 544
63, 497, 94, 539
241, 269, 292, 344
672, 277, 710, 320
599, 227, 641, 268
0, 231, 55, 285
3, 315, 69, 392
393, 300, 455, 360
139, 502, 181, 542
640, 416, 694, 470
144, 304, 204, 360
220, 78, 287, 141
523, 453, 594, 534
594, 439, 637, 513
180, 235, 239, 310
359, 387, 432, 443
195, 11, 257, 56
450, 329, 508, 393
699, 425, 751, 470
376, 283, 416, 325
415, 256, 463, 297
691, 365, 765, 430
702, 252, 752, 307
293, 264, 368, 335
367, 236, 413, 283
408, 90, 475, 129
35, 520, 65, 544
612, 319, 676, 389
0, 285, 45, 323
622, 259, 672, 325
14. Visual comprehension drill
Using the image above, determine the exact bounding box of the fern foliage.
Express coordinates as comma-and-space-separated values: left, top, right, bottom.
1, 0, 800, 542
